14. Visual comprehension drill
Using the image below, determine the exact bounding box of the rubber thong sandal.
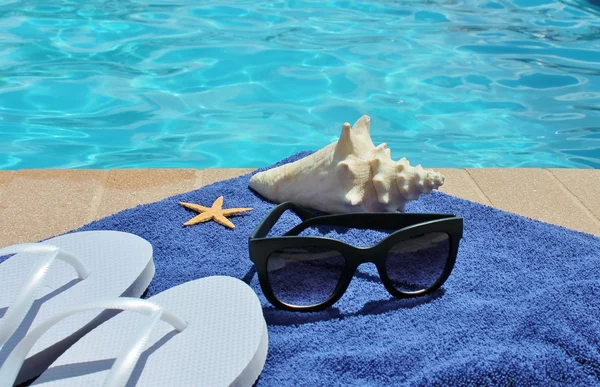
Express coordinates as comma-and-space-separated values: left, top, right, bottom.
1, 276, 268, 387
0, 231, 154, 385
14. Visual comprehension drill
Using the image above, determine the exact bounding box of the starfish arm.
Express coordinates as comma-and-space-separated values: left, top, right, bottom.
221, 208, 253, 216
183, 212, 213, 226
212, 196, 224, 210
179, 202, 210, 212
213, 214, 236, 229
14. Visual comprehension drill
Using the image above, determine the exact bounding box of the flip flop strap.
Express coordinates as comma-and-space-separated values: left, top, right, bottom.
0, 297, 187, 387
0, 243, 90, 349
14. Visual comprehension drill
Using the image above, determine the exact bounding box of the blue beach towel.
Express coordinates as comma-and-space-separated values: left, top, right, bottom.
4, 152, 600, 386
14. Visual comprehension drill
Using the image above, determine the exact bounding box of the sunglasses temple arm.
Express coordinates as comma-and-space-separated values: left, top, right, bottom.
250, 202, 315, 238
285, 213, 462, 236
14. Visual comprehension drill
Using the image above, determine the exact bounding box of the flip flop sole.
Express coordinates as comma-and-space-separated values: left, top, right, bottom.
32, 276, 268, 387
0, 231, 154, 384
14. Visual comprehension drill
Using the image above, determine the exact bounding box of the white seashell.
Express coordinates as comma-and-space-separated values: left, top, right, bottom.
249, 115, 445, 213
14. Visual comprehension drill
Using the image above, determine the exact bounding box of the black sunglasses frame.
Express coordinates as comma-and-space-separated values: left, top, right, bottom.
249, 202, 463, 312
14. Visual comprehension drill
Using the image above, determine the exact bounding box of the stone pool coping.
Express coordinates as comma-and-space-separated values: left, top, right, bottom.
0, 168, 599, 247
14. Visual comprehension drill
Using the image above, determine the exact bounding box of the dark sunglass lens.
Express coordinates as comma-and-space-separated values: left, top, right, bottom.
267, 247, 345, 307
385, 232, 450, 292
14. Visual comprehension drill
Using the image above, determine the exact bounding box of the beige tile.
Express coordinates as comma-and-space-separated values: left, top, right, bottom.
548, 169, 600, 221
0, 171, 15, 203
95, 169, 202, 219
466, 168, 600, 236
3, 167, 596, 249
200, 168, 256, 187
435, 168, 492, 205
0, 170, 107, 248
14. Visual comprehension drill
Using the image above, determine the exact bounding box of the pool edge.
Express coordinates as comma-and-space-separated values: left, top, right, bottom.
0, 168, 599, 247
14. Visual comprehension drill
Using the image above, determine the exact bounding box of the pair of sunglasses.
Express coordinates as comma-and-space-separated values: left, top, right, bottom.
248, 202, 463, 312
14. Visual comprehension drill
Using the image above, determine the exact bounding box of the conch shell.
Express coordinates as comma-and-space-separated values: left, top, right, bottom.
249, 115, 445, 213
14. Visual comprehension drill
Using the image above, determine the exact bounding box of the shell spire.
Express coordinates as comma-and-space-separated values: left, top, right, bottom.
351, 115, 374, 148
248, 115, 445, 213
333, 122, 356, 159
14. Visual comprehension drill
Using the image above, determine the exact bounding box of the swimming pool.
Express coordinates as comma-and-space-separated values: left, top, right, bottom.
0, 0, 599, 169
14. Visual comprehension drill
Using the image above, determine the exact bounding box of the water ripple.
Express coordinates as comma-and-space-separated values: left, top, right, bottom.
0, 0, 599, 169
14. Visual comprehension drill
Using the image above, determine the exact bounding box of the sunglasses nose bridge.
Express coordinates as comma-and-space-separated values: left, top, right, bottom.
356, 247, 378, 265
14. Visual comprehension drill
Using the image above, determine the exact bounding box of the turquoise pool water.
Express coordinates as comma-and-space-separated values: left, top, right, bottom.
1, 0, 599, 169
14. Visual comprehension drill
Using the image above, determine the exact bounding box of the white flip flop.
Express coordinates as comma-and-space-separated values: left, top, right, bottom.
1, 276, 268, 387
0, 231, 154, 385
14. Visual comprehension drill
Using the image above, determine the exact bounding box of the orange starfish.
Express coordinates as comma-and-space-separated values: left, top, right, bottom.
179, 196, 252, 229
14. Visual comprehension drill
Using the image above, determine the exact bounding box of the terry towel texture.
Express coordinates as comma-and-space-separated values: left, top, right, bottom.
5, 152, 600, 386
